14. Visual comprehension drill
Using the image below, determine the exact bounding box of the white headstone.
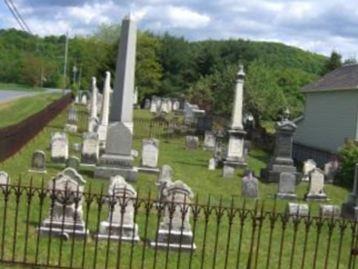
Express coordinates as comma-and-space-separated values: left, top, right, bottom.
51, 132, 69, 162
0, 171, 10, 187
208, 158, 216, 170
39, 168, 88, 238
203, 131, 216, 150
96, 175, 140, 241
81, 132, 99, 164
287, 203, 309, 218
319, 205, 340, 218
302, 159, 316, 182
141, 139, 159, 168
306, 168, 327, 200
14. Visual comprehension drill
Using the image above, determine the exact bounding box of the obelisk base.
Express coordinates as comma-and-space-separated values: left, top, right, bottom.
95, 154, 138, 181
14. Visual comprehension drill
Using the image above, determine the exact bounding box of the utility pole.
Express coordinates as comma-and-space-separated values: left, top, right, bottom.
63, 31, 69, 94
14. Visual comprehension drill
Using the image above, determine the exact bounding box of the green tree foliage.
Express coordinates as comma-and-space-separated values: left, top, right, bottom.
322, 51, 342, 74
337, 140, 358, 187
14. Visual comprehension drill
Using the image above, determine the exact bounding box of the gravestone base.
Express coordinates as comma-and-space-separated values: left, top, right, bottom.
38, 219, 89, 239
81, 154, 97, 165
150, 229, 196, 251
222, 159, 246, 178
276, 192, 297, 200
28, 169, 47, 174
96, 222, 140, 242
305, 193, 328, 201
51, 157, 67, 164
261, 164, 300, 183
138, 166, 160, 174
95, 154, 138, 181
64, 124, 78, 133
341, 197, 357, 219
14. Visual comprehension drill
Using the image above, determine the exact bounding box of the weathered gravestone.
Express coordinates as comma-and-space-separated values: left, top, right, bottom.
0, 171, 10, 187
73, 143, 81, 152
302, 159, 316, 182
81, 94, 87, 105
305, 168, 327, 201
276, 172, 297, 199
141, 139, 159, 168
65, 106, 78, 133
241, 170, 259, 198
261, 109, 299, 183
81, 132, 99, 165
222, 164, 235, 178
144, 99, 151, 109
96, 175, 140, 242
30, 150, 46, 173
324, 159, 339, 184
150, 180, 196, 250
319, 205, 340, 218
150, 101, 158, 113
208, 158, 216, 171
66, 156, 80, 171
172, 100, 180, 111
341, 163, 358, 219
203, 131, 216, 150
51, 132, 69, 163
157, 164, 173, 186
185, 136, 199, 150
287, 203, 309, 218
38, 168, 89, 238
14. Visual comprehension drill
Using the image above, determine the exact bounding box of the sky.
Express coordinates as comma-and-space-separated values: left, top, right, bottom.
0, 0, 357, 58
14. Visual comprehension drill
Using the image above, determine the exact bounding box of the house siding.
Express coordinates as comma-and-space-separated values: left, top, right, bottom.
294, 90, 358, 153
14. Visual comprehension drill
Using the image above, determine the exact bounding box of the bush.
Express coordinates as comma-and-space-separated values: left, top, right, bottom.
337, 140, 358, 187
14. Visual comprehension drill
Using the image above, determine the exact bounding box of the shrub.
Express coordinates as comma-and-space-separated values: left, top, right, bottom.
337, 140, 358, 187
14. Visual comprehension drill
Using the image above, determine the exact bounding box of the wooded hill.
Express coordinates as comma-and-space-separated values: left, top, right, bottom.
0, 27, 330, 122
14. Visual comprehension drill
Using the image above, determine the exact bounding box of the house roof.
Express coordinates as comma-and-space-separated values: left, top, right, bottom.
302, 64, 358, 93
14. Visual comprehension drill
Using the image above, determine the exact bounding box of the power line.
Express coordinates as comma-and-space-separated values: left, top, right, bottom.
4, 0, 32, 33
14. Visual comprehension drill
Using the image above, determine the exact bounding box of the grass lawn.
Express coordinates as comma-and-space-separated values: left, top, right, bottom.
0, 105, 355, 269
0, 82, 45, 92
0, 92, 62, 128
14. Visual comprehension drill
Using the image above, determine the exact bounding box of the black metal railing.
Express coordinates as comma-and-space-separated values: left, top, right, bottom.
0, 181, 356, 269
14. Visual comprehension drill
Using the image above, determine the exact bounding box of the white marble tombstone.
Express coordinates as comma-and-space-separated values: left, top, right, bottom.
30, 150, 46, 173
305, 168, 327, 201
51, 132, 69, 163
172, 101, 180, 111
38, 168, 89, 238
277, 172, 297, 199
203, 131, 216, 150
208, 158, 216, 171
96, 175, 140, 242
0, 171, 10, 187
81, 94, 87, 105
81, 132, 99, 165
287, 203, 309, 218
150, 101, 157, 113
141, 139, 159, 168
302, 159, 316, 182
150, 180, 196, 250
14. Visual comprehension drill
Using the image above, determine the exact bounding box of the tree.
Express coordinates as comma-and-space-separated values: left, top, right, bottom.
322, 51, 342, 74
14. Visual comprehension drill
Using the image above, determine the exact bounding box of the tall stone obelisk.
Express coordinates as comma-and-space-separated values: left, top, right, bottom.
88, 77, 98, 132
223, 65, 247, 177
95, 16, 138, 181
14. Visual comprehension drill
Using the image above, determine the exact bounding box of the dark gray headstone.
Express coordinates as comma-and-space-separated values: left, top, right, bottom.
66, 156, 80, 170
31, 150, 46, 172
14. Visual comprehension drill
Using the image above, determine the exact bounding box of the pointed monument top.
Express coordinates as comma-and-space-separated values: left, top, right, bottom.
237, 64, 245, 80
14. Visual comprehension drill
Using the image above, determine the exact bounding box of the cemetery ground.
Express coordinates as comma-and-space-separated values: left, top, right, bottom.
0, 104, 354, 269
0, 91, 61, 128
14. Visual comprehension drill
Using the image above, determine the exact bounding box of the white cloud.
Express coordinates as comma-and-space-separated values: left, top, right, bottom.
166, 6, 210, 29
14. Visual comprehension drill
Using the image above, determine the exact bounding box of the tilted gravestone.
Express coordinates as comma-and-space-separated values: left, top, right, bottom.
150, 180, 196, 250
66, 156, 80, 171
241, 171, 259, 198
51, 132, 69, 163
38, 168, 89, 238
203, 131, 216, 150
302, 159, 316, 182
185, 136, 199, 150
81, 132, 99, 165
305, 168, 327, 201
319, 205, 340, 219
96, 175, 140, 242
141, 139, 159, 168
30, 150, 46, 173
276, 172, 297, 200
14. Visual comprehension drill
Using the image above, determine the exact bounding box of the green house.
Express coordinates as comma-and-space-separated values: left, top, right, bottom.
293, 64, 358, 164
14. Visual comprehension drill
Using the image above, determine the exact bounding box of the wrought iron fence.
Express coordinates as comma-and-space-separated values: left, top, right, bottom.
0, 94, 72, 162
0, 181, 356, 269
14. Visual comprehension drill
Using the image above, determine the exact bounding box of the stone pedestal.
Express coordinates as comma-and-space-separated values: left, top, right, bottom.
261, 113, 299, 183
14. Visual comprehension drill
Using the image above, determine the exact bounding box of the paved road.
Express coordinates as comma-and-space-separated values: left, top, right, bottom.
0, 88, 63, 104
